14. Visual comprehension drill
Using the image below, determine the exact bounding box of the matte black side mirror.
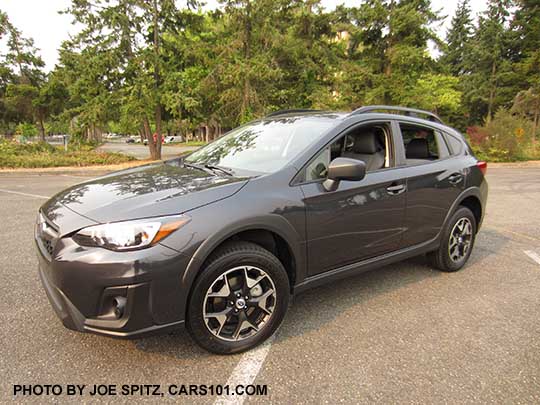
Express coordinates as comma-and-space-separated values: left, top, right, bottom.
323, 157, 366, 192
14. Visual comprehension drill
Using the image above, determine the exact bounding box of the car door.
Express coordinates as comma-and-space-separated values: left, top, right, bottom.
396, 120, 467, 247
299, 121, 407, 276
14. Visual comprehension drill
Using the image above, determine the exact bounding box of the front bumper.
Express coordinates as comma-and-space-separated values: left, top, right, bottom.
36, 237, 191, 339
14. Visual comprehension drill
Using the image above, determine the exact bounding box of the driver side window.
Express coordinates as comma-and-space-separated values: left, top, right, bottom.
305, 123, 392, 182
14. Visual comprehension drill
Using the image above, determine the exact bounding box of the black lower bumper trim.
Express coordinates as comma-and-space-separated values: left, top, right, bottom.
38, 263, 184, 339
84, 320, 185, 339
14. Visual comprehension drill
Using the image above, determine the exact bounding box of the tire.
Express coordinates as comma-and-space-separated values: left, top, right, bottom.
427, 206, 477, 272
186, 241, 290, 354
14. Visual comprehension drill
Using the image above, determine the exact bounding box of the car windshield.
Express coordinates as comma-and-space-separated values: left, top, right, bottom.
184, 116, 335, 174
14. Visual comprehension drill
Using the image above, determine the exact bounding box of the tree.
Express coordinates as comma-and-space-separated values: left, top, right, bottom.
272, 0, 341, 111
0, 12, 15, 130
336, 0, 443, 110
0, 0, 525, 148
511, 0, 540, 137
158, 4, 211, 138
0, 9, 48, 139
199, 0, 284, 127
62, 0, 194, 159
55, 41, 120, 143
406, 73, 462, 114
512, 88, 540, 138
439, 0, 474, 76
464, 0, 516, 123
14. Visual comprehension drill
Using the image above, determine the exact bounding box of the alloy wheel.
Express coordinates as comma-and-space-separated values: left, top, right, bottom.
448, 217, 473, 263
203, 266, 277, 342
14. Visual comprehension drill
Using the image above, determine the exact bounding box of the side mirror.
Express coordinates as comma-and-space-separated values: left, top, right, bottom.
323, 157, 366, 192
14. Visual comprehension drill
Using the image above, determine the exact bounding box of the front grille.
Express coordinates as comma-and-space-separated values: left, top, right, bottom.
36, 212, 59, 260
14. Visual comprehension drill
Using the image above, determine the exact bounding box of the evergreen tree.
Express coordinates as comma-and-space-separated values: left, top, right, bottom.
64, 0, 197, 159
465, 0, 516, 123
203, 0, 284, 126
272, 0, 340, 111
0, 9, 49, 139
512, 0, 540, 134
160, 9, 215, 138
0, 0, 526, 145
337, 0, 459, 114
440, 0, 474, 76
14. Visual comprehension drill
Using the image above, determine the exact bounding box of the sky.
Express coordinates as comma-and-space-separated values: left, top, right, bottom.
1, 0, 489, 72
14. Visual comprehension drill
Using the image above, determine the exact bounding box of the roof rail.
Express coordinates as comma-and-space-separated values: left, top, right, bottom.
266, 109, 323, 118
350, 105, 443, 124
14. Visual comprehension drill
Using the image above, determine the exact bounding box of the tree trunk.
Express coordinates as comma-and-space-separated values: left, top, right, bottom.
155, 106, 162, 159
240, 0, 252, 121
204, 125, 209, 143
486, 61, 497, 123
151, 0, 162, 160
143, 117, 159, 160
383, 0, 395, 104
533, 103, 539, 148
37, 117, 45, 142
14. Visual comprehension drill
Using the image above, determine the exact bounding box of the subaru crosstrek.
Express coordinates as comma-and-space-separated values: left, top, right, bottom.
35, 106, 488, 354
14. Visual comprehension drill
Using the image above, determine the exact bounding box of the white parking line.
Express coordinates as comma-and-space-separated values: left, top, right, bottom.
524, 250, 540, 266
0, 188, 49, 199
214, 336, 274, 405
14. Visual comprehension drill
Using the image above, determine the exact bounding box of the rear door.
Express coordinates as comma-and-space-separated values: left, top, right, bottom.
396, 120, 466, 247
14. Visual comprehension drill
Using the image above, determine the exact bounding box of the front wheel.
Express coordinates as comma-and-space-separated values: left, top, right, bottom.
427, 206, 477, 272
186, 242, 289, 354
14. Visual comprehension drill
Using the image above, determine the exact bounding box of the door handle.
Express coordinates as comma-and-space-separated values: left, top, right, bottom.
386, 184, 406, 195
448, 173, 463, 184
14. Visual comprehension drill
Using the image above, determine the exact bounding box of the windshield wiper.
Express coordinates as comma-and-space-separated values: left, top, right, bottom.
184, 162, 234, 176
204, 164, 234, 176
183, 162, 214, 174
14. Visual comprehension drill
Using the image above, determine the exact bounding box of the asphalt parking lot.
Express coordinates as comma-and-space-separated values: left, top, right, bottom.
1, 166, 539, 403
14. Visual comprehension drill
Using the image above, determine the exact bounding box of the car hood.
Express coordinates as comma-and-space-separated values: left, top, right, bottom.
41, 161, 248, 234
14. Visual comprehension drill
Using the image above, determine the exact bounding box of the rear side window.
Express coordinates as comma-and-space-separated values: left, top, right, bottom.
445, 133, 464, 155
436, 131, 450, 158
400, 123, 443, 165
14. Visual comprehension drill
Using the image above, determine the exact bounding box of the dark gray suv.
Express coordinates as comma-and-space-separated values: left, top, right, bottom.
35, 106, 488, 354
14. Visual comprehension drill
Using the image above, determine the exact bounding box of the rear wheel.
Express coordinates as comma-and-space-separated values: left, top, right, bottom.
428, 206, 476, 272
186, 241, 289, 354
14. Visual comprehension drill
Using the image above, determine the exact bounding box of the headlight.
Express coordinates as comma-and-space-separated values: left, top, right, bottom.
72, 215, 190, 251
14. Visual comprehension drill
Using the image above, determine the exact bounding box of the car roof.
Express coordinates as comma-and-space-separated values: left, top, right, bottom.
264, 105, 444, 125
264, 106, 447, 129
262, 111, 349, 121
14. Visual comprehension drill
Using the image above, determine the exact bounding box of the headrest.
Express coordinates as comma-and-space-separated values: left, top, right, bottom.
352, 131, 378, 154
331, 140, 342, 154
406, 138, 429, 159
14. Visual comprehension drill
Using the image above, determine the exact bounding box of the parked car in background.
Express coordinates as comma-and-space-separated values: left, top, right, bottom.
164, 135, 182, 144
35, 105, 487, 354
125, 137, 135, 143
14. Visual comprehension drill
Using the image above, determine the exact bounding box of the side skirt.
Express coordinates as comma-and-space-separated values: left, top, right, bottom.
293, 237, 440, 295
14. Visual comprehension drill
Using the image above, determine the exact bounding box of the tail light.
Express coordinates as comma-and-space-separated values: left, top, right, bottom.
476, 161, 487, 175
